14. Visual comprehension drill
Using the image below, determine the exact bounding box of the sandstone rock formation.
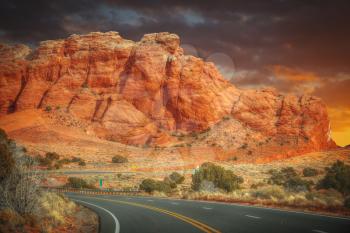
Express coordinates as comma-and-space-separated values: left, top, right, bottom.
0, 32, 336, 154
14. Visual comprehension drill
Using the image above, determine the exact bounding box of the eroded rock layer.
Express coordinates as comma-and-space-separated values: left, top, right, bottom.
0, 32, 335, 153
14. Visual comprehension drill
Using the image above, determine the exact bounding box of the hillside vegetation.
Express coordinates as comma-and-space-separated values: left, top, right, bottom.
0, 129, 98, 233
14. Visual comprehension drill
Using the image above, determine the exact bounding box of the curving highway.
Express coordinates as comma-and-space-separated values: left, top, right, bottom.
67, 193, 350, 233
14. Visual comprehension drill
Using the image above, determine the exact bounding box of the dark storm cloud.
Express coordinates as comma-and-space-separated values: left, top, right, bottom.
1, 0, 349, 72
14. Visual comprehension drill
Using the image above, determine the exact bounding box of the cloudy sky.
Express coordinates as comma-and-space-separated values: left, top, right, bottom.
1, 0, 349, 146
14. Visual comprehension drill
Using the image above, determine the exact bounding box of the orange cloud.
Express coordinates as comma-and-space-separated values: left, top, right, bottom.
271, 65, 319, 82
268, 65, 322, 94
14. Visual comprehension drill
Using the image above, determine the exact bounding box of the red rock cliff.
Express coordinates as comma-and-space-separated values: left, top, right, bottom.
0, 32, 336, 151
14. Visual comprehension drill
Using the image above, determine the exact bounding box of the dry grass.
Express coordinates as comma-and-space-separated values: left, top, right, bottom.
38, 192, 77, 226
182, 185, 349, 216
38, 192, 98, 233
0, 192, 98, 233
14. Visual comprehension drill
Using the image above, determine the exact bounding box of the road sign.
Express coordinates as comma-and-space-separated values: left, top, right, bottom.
99, 178, 103, 188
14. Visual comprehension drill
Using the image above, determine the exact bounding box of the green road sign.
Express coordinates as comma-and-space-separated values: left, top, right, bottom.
99, 179, 103, 188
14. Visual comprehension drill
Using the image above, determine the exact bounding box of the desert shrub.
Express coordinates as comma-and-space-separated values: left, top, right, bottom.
268, 167, 297, 185
251, 185, 286, 200
54, 162, 63, 169
36, 152, 62, 169
36, 155, 51, 166
44, 106, 52, 112
70, 156, 83, 163
303, 167, 318, 177
0, 131, 41, 215
139, 179, 158, 193
305, 189, 343, 206
0, 141, 15, 182
0, 128, 9, 143
0, 208, 26, 232
157, 181, 173, 193
192, 162, 243, 192
283, 176, 313, 192
250, 182, 266, 189
45, 152, 59, 161
66, 177, 95, 189
139, 179, 173, 193
37, 192, 78, 228
78, 160, 86, 166
344, 197, 350, 209
112, 155, 128, 163
169, 172, 185, 184
268, 167, 312, 192
317, 160, 350, 195
198, 180, 217, 192
163, 177, 177, 189
58, 158, 71, 164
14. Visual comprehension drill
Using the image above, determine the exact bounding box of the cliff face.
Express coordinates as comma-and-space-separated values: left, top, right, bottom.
0, 32, 336, 152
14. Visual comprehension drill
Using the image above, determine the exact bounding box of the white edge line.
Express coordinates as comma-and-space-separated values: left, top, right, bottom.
312, 230, 328, 233
72, 198, 120, 233
245, 214, 261, 219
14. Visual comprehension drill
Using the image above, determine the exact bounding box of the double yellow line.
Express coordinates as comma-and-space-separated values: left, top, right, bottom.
84, 196, 221, 233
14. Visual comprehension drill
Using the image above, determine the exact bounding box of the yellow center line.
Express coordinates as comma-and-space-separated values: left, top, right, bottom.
82, 196, 221, 233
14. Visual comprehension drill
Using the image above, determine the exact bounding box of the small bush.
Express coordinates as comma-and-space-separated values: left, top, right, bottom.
268, 167, 313, 192
229, 156, 237, 162
0, 136, 41, 215
303, 167, 318, 177
0, 142, 15, 182
139, 179, 158, 193
268, 167, 297, 186
36, 152, 62, 169
112, 155, 128, 163
164, 177, 177, 189
305, 189, 343, 206
169, 172, 185, 184
58, 158, 71, 164
192, 162, 243, 192
78, 160, 86, 166
66, 177, 95, 189
317, 160, 350, 195
70, 156, 83, 163
157, 180, 173, 193
54, 163, 63, 170
344, 197, 350, 209
283, 176, 313, 192
139, 179, 172, 193
0, 208, 26, 232
45, 152, 60, 161
252, 185, 286, 200
250, 182, 266, 189
44, 106, 52, 112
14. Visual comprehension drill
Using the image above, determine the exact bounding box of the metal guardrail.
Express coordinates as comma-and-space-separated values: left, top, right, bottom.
43, 187, 141, 196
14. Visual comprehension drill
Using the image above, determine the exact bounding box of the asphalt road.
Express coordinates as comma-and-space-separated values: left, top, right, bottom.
67, 193, 350, 233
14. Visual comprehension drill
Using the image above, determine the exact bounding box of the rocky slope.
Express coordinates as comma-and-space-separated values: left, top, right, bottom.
0, 32, 336, 156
